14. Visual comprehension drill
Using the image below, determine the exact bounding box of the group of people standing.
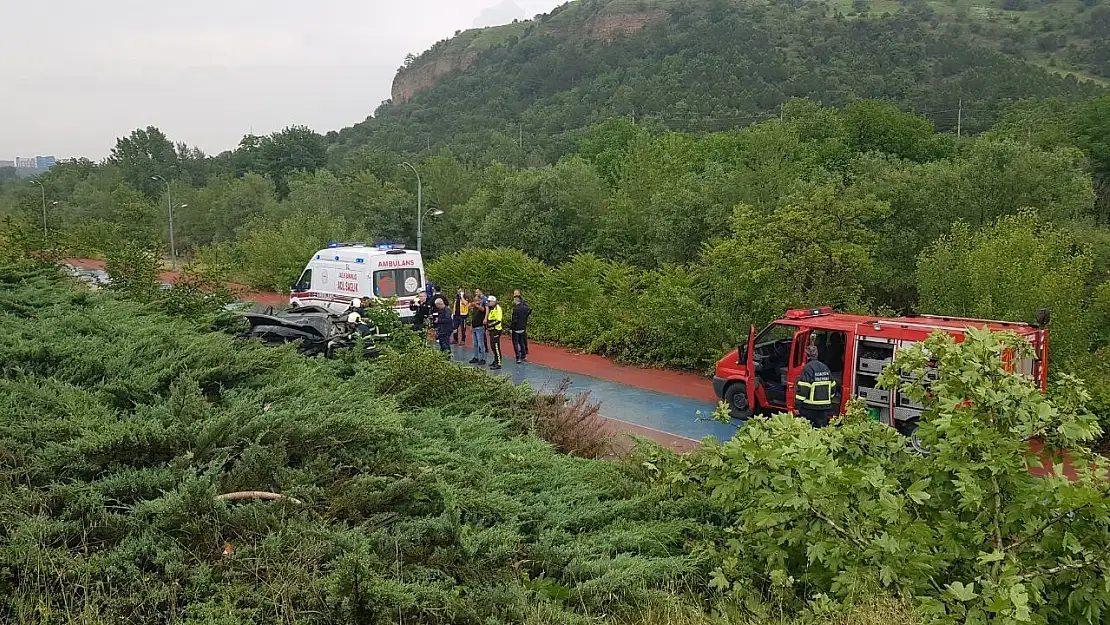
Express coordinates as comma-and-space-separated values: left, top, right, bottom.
410, 285, 532, 371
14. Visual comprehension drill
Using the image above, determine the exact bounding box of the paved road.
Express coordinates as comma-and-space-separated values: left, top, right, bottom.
446, 344, 736, 443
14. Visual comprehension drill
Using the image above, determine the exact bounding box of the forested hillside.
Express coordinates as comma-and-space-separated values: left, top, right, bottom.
332, 0, 1105, 164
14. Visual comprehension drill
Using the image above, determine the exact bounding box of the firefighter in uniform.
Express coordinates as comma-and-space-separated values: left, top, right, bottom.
486, 295, 504, 371
796, 344, 836, 428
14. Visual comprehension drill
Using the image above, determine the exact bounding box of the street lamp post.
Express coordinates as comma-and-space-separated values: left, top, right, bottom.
151, 176, 176, 270
400, 162, 424, 252
29, 180, 46, 246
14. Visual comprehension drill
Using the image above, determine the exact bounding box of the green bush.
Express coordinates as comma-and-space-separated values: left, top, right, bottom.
429, 249, 732, 371
640, 329, 1110, 624
0, 264, 708, 624
426, 247, 549, 298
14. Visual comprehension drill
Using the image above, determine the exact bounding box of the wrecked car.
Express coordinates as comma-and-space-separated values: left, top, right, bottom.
236, 305, 387, 359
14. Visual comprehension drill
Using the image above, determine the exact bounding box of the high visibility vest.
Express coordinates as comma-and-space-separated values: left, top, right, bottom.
796, 361, 836, 408
796, 380, 836, 407
487, 305, 503, 331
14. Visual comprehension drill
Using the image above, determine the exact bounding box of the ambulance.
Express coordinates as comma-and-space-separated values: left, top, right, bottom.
289, 242, 425, 321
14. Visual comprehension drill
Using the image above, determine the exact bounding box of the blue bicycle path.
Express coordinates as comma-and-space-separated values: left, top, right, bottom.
446, 344, 740, 443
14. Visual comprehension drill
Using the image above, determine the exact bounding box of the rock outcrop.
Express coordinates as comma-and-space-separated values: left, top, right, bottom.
391, 50, 479, 104
390, 3, 664, 104
586, 7, 664, 42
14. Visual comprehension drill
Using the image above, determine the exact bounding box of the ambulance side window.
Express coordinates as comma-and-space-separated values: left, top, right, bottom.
373, 268, 422, 298
292, 269, 311, 293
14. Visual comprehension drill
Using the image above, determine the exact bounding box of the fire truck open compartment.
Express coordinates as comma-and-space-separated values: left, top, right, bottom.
713, 308, 1050, 434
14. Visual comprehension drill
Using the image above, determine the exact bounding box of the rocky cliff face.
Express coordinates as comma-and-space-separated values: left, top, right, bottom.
586, 6, 664, 42
391, 50, 479, 104
390, 5, 664, 104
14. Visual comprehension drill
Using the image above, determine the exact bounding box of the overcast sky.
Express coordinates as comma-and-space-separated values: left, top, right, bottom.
0, 0, 560, 160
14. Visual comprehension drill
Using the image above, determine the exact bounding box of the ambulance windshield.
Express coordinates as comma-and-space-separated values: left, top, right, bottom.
374, 268, 422, 298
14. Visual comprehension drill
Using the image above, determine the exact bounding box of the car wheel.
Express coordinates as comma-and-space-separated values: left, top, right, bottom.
724, 383, 754, 420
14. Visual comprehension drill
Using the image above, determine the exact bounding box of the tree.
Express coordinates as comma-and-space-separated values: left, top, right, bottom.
646, 329, 1108, 623
232, 126, 327, 197
220, 212, 365, 291
699, 185, 889, 335
108, 126, 180, 198
917, 211, 1098, 361
839, 100, 941, 162
477, 157, 605, 264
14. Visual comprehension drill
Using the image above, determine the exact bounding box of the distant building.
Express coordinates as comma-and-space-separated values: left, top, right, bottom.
35, 156, 56, 170
0, 160, 13, 169
14, 157, 36, 169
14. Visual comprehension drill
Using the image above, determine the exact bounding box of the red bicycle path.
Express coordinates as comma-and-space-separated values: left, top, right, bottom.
61, 258, 1094, 475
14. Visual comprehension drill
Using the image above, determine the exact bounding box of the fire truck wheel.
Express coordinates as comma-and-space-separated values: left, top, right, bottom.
899, 420, 931, 455
724, 383, 754, 420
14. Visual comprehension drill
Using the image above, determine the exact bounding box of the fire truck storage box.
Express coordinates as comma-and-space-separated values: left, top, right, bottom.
857, 386, 890, 404
896, 406, 923, 422
858, 356, 893, 375
898, 394, 924, 410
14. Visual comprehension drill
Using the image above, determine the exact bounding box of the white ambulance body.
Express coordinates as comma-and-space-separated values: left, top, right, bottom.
289, 243, 425, 320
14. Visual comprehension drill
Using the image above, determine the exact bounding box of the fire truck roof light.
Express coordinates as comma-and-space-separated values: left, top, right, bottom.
785, 306, 834, 319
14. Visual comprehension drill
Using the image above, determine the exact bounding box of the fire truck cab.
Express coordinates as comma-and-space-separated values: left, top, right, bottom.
713, 307, 1050, 436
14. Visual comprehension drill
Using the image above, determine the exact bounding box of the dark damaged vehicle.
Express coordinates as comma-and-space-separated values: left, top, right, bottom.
237, 304, 387, 359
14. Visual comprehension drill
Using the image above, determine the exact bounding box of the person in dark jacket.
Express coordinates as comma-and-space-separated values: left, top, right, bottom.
510, 294, 531, 363
433, 298, 453, 353
409, 293, 432, 331
796, 344, 837, 428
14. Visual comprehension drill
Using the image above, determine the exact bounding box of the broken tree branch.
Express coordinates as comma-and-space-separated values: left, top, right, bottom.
216, 491, 303, 505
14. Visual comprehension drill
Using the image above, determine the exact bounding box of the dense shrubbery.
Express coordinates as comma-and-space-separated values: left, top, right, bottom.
4, 265, 1107, 623
0, 264, 705, 624
637, 330, 1110, 624
429, 248, 734, 371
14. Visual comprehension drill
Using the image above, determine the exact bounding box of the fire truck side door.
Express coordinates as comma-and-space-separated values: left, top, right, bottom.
785, 328, 811, 414
743, 325, 757, 411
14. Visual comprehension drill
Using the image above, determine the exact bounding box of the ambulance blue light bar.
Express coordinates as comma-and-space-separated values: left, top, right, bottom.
785, 307, 834, 319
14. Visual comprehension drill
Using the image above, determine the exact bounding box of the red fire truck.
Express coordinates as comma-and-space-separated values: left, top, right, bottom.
713, 307, 1050, 439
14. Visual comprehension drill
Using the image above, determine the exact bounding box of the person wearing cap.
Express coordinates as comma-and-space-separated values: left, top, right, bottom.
796, 343, 837, 428
485, 295, 504, 370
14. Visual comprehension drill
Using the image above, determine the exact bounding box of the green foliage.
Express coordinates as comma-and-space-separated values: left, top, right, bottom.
429, 249, 732, 371
917, 211, 1101, 362
0, 264, 704, 624
642, 329, 1110, 624
108, 126, 180, 198
104, 244, 163, 303
700, 187, 889, 330
475, 157, 606, 264
335, 0, 1100, 161
232, 126, 328, 197
209, 211, 366, 292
